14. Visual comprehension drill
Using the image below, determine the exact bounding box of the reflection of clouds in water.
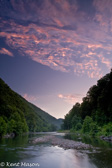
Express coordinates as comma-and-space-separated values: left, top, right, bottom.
30, 146, 96, 168
0, 132, 110, 168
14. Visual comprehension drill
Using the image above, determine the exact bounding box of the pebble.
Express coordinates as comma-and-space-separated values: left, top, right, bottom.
32, 135, 92, 150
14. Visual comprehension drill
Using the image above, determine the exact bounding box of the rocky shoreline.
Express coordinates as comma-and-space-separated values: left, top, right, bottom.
3, 133, 15, 138
100, 136, 112, 142
32, 135, 92, 150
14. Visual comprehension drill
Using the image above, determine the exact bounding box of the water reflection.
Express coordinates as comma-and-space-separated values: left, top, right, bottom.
0, 133, 112, 168
22, 146, 97, 168
64, 133, 112, 168
64, 133, 112, 148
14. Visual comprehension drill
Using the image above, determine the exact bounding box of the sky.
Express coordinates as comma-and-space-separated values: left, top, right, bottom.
0, 0, 112, 119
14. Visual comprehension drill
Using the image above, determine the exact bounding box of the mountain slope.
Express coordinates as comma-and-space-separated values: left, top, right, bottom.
29, 103, 63, 129
0, 78, 62, 136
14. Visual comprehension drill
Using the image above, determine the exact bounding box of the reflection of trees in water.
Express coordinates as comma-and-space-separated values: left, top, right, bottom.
0, 133, 112, 168
64, 133, 112, 168
88, 149, 112, 168
64, 133, 112, 148
0, 135, 28, 163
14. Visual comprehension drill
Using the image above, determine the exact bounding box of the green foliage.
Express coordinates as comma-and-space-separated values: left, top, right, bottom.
80, 97, 92, 119
63, 103, 81, 130
105, 123, 112, 135
0, 117, 7, 137
82, 116, 93, 133
7, 112, 28, 135
75, 123, 82, 131
63, 114, 71, 130
72, 116, 81, 128
63, 70, 112, 137
7, 119, 16, 133
0, 78, 62, 137
90, 122, 98, 136
29, 103, 63, 129
98, 123, 112, 136
49, 124, 57, 131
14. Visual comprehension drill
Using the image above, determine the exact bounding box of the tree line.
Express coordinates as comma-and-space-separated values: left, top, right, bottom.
0, 78, 57, 138
62, 70, 112, 136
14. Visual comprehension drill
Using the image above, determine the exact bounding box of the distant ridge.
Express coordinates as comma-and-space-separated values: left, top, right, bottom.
29, 103, 63, 129
0, 78, 63, 136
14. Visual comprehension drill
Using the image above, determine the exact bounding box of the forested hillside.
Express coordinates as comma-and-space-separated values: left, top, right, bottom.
0, 78, 62, 137
29, 103, 63, 129
63, 70, 112, 136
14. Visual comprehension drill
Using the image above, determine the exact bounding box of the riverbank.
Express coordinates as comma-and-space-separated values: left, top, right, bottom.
32, 135, 92, 150
1, 132, 112, 168
3, 133, 15, 138
100, 135, 112, 142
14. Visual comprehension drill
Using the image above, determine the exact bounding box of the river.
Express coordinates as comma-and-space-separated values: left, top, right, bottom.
0, 132, 112, 168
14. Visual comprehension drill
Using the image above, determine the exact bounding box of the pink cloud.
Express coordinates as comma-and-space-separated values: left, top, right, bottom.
23, 93, 37, 102
97, 54, 111, 69
0, 20, 111, 78
58, 93, 83, 104
0, 0, 112, 78
74, 58, 102, 79
0, 48, 13, 57
93, 0, 112, 14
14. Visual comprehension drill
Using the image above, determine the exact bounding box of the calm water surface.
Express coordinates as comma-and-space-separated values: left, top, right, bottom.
0, 132, 112, 168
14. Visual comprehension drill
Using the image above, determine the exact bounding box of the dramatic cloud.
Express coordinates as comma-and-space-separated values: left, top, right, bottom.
0, 48, 13, 57
58, 93, 83, 104
0, 0, 112, 78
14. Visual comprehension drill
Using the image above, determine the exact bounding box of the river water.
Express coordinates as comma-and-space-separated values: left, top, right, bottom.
0, 132, 112, 168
